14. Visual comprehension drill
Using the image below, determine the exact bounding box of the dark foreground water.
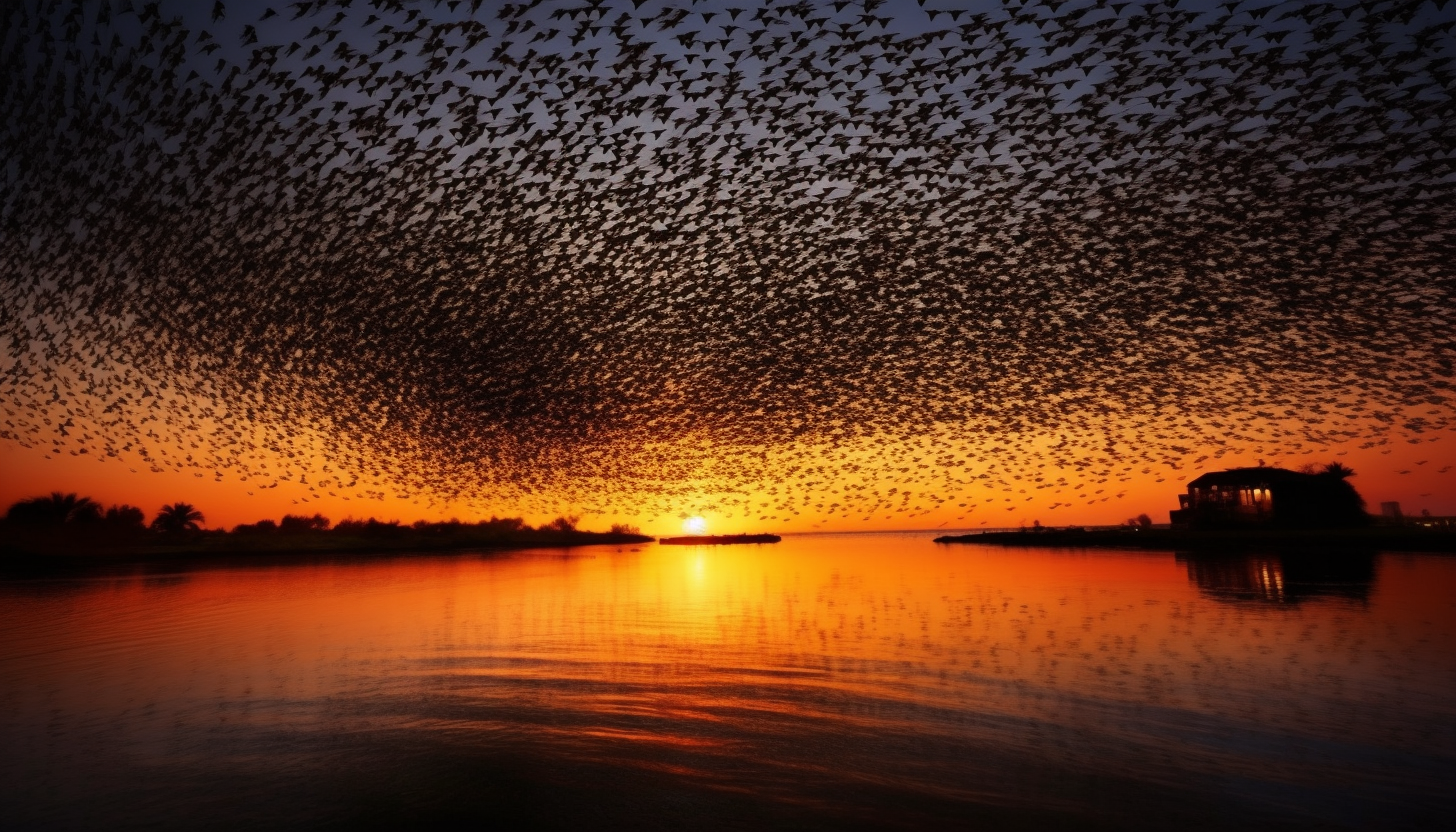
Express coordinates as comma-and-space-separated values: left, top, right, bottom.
2, 533, 1454, 830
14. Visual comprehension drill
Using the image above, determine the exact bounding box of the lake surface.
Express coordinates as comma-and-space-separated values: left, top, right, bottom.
3, 533, 1454, 830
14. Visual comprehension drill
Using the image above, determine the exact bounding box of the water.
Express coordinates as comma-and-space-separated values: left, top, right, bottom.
2, 533, 1453, 830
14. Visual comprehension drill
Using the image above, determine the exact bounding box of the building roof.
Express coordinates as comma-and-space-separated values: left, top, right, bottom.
1186, 467, 1314, 489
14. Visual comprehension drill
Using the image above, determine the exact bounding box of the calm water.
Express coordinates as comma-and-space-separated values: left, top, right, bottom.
2, 533, 1454, 830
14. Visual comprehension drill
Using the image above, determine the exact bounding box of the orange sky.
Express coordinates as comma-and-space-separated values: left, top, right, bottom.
4, 419, 1451, 536
3, 0, 1453, 544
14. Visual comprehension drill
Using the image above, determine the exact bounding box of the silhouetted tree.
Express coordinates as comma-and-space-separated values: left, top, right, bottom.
479, 516, 526, 532
334, 517, 403, 537
544, 515, 580, 532
151, 503, 205, 535
102, 505, 147, 533
1315, 463, 1367, 525
1277, 463, 1368, 527
5, 492, 102, 526
278, 513, 330, 533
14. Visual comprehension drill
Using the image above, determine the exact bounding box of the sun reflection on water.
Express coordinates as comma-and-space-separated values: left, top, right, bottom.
1, 536, 1453, 829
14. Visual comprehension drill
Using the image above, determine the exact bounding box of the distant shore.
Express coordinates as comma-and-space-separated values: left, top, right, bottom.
0, 529, 656, 573
934, 526, 1456, 552
659, 534, 782, 545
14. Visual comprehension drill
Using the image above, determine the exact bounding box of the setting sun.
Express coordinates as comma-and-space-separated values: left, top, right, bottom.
683, 515, 707, 535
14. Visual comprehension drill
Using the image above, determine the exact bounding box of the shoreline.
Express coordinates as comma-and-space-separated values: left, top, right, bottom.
0, 531, 656, 574
934, 526, 1456, 553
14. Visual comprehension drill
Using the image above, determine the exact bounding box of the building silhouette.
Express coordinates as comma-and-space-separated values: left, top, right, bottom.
1169, 466, 1368, 529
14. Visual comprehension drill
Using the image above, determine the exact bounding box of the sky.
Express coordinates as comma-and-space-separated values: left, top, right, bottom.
2, 0, 1454, 535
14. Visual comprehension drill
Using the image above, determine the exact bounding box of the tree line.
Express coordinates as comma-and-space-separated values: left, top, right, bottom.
2, 493, 644, 554
4, 493, 204, 536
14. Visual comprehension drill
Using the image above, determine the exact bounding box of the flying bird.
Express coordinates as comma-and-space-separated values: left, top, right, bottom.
0, 0, 1452, 523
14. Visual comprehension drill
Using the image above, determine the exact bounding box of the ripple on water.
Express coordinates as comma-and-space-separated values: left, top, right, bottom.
2, 536, 1454, 830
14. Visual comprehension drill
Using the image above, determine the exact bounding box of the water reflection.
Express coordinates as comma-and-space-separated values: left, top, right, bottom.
1, 536, 1453, 830
1178, 551, 1378, 605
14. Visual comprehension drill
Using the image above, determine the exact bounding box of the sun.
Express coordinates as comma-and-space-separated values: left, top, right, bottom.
683, 515, 707, 535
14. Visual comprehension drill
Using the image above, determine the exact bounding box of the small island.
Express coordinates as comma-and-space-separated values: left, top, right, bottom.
659, 534, 782, 545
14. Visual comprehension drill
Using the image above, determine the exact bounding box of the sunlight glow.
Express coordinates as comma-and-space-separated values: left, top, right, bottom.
683, 515, 707, 535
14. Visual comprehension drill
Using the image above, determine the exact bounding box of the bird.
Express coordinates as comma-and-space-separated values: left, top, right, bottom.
0, 0, 1452, 526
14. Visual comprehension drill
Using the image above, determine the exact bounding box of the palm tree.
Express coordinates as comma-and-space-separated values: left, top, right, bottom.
1316, 462, 1367, 525
151, 503, 205, 535
5, 492, 101, 526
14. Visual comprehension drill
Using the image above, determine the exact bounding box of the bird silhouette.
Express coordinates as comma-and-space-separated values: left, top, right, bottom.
0, 0, 1452, 524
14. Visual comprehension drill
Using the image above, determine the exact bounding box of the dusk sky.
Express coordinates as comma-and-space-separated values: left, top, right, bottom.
3, 0, 1453, 534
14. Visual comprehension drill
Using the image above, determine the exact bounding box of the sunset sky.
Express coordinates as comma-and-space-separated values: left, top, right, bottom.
3, 0, 1453, 535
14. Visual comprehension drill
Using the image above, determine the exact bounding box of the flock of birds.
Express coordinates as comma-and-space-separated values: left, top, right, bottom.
1, 0, 1453, 524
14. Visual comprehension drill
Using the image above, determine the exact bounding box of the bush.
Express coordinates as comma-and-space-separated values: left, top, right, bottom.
103, 505, 147, 532
478, 516, 526, 533
278, 513, 330, 533
334, 518, 403, 537
232, 519, 279, 535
